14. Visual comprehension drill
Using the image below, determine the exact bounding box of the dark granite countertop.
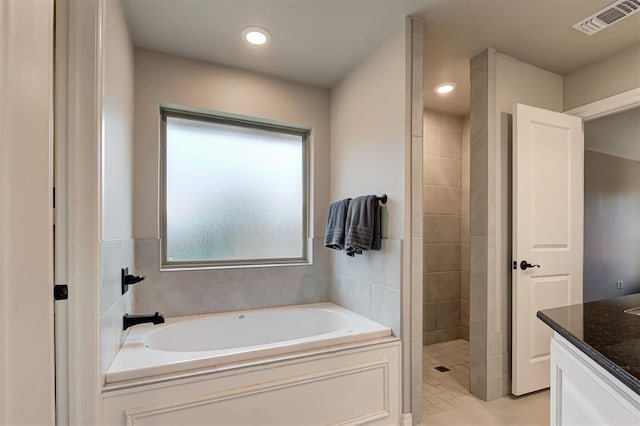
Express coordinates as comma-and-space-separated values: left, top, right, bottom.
537, 293, 640, 396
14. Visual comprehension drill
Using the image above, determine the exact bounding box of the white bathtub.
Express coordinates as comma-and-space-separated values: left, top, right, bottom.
106, 302, 391, 383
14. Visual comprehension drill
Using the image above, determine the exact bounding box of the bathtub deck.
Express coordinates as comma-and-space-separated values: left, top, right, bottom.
106, 302, 392, 384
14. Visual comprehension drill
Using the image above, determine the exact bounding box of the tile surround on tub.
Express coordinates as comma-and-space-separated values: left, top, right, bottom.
100, 302, 118, 380
133, 238, 331, 317
330, 238, 402, 337
100, 291, 133, 379
331, 238, 402, 289
131, 236, 398, 340
100, 238, 135, 382
100, 239, 134, 316
331, 275, 372, 319
371, 285, 400, 337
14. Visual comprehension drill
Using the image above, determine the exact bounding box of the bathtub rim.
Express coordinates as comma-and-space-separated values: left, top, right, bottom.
103, 335, 400, 393
141, 303, 358, 352
105, 302, 394, 387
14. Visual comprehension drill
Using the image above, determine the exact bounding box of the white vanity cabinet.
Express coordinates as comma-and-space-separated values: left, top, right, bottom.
102, 341, 400, 426
550, 333, 640, 425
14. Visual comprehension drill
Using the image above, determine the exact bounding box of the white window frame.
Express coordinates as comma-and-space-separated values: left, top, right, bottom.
160, 107, 310, 269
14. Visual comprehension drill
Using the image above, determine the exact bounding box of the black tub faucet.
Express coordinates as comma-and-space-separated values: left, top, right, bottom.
123, 312, 165, 330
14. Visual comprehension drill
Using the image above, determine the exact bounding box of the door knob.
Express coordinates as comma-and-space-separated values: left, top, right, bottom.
520, 260, 540, 271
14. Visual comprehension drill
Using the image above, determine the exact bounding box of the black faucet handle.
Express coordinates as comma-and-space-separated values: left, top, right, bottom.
153, 312, 165, 323
123, 312, 166, 330
122, 267, 146, 295
124, 274, 145, 285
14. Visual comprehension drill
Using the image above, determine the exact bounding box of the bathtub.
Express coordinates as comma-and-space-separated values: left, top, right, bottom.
106, 302, 392, 383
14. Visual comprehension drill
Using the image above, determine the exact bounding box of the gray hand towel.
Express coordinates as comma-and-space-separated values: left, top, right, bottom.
324, 198, 351, 250
345, 195, 382, 256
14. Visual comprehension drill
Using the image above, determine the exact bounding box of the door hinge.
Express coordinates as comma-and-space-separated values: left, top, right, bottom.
54, 284, 68, 301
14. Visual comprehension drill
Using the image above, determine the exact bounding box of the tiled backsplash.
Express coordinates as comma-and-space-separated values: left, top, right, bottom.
330, 239, 402, 336
99, 239, 134, 382
132, 238, 331, 317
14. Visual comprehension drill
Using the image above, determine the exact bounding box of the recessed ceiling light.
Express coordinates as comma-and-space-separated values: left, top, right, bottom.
434, 83, 457, 95
242, 26, 271, 46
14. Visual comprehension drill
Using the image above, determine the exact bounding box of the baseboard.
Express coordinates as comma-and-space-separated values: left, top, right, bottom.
400, 412, 413, 426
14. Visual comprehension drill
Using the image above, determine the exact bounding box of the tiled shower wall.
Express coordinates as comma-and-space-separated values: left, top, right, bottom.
461, 117, 470, 340
423, 110, 470, 345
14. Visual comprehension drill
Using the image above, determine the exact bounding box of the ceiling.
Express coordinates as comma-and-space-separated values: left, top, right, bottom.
420, 0, 640, 116
123, 0, 429, 88
585, 107, 640, 161
124, 0, 640, 116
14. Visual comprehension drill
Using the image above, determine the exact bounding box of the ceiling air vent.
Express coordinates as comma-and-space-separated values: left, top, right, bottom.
573, 0, 640, 35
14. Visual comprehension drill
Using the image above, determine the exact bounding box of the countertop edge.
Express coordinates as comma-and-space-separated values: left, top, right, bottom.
537, 310, 640, 396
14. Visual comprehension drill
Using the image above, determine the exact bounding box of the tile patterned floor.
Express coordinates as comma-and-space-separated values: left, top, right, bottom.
423, 339, 550, 425
423, 339, 472, 416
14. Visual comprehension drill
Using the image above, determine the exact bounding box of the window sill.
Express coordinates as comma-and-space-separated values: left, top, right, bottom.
159, 261, 313, 272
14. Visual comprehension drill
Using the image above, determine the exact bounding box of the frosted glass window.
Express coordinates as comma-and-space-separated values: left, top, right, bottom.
162, 111, 308, 267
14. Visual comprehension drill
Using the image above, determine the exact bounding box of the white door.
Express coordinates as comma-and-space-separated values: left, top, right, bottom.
512, 103, 584, 396
0, 0, 56, 423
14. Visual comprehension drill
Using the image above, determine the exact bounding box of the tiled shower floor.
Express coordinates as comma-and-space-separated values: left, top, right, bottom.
423, 339, 472, 416
423, 339, 550, 425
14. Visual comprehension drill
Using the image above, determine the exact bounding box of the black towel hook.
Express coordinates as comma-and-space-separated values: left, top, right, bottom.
376, 194, 388, 204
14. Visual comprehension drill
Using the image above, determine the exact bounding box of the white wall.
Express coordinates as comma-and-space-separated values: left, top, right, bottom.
584, 150, 640, 302
99, 0, 135, 382
564, 43, 640, 111
102, 3, 134, 242
469, 48, 563, 400
132, 49, 331, 316
329, 24, 407, 336
0, 0, 55, 423
330, 26, 406, 240
584, 107, 640, 161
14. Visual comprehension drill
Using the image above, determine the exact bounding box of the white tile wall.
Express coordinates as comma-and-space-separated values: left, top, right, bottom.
133, 238, 331, 317
371, 285, 401, 337
330, 239, 402, 336
99, 239, 134, 382
332, 275, 373, 318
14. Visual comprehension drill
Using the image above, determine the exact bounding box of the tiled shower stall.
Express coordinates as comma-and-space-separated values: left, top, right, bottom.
423, 110, 470, 345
